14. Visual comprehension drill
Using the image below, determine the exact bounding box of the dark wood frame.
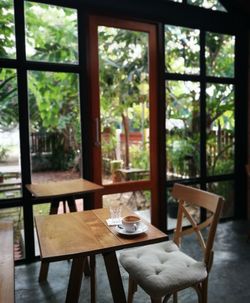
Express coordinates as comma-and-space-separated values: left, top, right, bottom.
87, 16, 165, 228
0, 0, 248, 263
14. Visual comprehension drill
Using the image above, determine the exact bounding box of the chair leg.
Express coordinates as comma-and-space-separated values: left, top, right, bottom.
150, 297, 162, 303
67, 197, 77, 212
83, 256, 91, 276
173, 292, 178, 303
49, 200, 60, 214
127, 276, 137, 303
201, 278, 208, 303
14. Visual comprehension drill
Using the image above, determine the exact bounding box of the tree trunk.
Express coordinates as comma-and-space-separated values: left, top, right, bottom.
122, 113, 130, 169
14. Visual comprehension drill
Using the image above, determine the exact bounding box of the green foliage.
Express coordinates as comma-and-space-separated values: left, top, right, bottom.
102, 129, 117, 160
24, 3, 80, 170
165, 26, 200, 74
206, 33, 235, 77
99, 27, 149, 115
0, 146, 9, 161
99, 26, 150, 167
0, 0, 15, 59
0, 68, 18, 130
25, 2, 78, 63
187, 0, 226, 11
129, 144, 150, 170
166, 27, 235, 179
0, 3, 235, 176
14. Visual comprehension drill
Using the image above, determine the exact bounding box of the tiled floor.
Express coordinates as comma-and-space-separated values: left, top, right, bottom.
15, 220, 250, 303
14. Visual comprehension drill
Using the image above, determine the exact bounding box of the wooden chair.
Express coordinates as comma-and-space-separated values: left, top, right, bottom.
119, 183, 224, 303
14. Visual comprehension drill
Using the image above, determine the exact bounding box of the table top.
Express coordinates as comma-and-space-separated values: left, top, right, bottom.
26, 178, 103, 198
35, 207, 167, 261
118, 168, 149, 174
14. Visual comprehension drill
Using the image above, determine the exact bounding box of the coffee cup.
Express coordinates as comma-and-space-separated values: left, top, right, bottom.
121, 215, 141, 233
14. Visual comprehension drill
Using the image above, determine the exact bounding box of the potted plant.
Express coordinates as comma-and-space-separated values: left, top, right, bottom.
110, 160, 123, 183
167, 195, 179, 218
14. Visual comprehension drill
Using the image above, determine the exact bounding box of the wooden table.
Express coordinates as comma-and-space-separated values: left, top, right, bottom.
35, 207, 167, 303
116, 168, 149, 208
26, 178, 103, 213
0, 221, 14, 303
117, 168, 149, 181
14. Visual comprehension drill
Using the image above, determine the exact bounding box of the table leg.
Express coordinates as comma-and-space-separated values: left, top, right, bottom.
39, 261, 49, 282
90, 255, 96, 303
67, 196, 77, 212
66, 255, 86, 303
49, 200, 60, 214
102, 251, 127, 303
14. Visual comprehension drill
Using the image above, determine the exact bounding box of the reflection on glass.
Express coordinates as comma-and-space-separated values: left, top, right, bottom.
206, 84, 234, 176
165, 25, 200, 74
187, 0, 226, 11
0, 0, 16, 59
0, 68, 22, 199
28, 71, 81, 182
103, 191, 151, 215
166, 81, 200, 180
25, 2, 78, 63
98, 26, 150, 185
0, 207, 24, 260
206, 32, 235, 77
207, 181, 234, 218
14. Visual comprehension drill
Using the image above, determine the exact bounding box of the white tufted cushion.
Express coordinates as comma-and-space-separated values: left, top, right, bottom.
119, 240, 207, 298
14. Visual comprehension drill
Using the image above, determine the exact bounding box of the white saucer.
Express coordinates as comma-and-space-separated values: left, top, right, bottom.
115, 223, 148, 235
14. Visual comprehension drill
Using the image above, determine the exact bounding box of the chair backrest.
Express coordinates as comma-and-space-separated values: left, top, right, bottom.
171, 183, 224, 271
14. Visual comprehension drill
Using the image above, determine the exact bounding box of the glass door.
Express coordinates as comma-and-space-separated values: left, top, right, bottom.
88, 16, 160, 225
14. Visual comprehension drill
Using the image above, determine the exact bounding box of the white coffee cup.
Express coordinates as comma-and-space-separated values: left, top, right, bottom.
122, 215, 141, 233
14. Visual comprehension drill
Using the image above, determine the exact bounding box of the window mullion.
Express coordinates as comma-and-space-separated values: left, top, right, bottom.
199, 30, 207, 189
14, 0, 35, 261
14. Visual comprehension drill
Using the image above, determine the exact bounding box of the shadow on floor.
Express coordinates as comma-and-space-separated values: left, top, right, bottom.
15, 220, 250, 303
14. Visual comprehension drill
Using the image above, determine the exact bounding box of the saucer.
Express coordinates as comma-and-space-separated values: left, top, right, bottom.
115, 223, 148, 235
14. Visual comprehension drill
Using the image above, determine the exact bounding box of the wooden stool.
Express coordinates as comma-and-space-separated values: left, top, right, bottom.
49, 196, 77, 214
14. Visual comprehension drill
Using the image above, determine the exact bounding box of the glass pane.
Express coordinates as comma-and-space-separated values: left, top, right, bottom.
0, 0, 16, 59
206, 33, 235, 77
98, 26, 150, 185
25, 2, 78, 64
187, 0, 226, 11
28, 71, 81, 182
0, 207, 24, 260
165, 25, 200, 74
166, 81, 200, 180
0, 68, 22, 199
206, 84, 234, 176
207, 181, 234, 218
103, 190, 151, 220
